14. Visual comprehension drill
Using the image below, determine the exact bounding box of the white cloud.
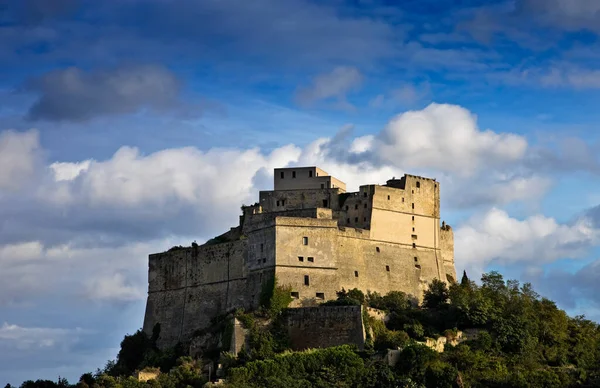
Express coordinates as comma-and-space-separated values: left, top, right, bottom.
86, 273, 145, 302
0, 322, 86, 351
0, 129, 40, 190
50, 160, 91, 181
455, 208, 600, 276
295, 66, 362, 108
375, 103, 528, 176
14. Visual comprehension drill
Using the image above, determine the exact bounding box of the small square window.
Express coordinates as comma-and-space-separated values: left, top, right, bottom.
354, 271, 359, 277
416, 182, 420, 188
412, 243, 416, 248
345, 205, 349, 211
363, 192, 367, 197
280, 171, 284, 179
355, 204, 358, 210
412, 227, 415, 232
386, 265, 390, 272
321, 183, 325, 189
412, 203, 415, 209
363, 217, 366, 222
412, 216, 415, 221
282, 199, 286, 206
355, 217, 358, 222
303, 237, 308, 245
415, 264, 421, 270
292, 171, 296, 178
402, 198, 405, 202
307, 257, 314, 262
323, 199, 328, 207
263, 258, 266, 263
412, 234, 417, 240
298, 256, 304, 262
387, 195, 390, 200
304, 275, 310, 286
257, 259, 261, 265
291, 292, 299, 299
276, 200, 280, 206
347, 218, 350, 223
309, 171, 313, 177
316, 292, 325, 299
364, 203, 367, 208
376, 247, 380, 252
414, 257, 418, 262
260, 243, 264, 252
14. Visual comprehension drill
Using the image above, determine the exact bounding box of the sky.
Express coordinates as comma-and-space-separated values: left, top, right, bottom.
2, 0, 600, 384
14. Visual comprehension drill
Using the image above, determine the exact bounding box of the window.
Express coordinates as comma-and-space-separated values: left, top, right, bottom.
416, 181, 420, 188
354, 271, 359, 277
280, 171, 284, 179
415, 264, 421, 270
412, 227, 415, 232
260, 243, 264, 252
412, 216, 415, 221
291, 292, 299, 299
304, 275, 310, 286
323, 199, 328, 207
363, 192, 367, 197
347, 218, 350, 223
376, 246, 380, 252
355, 217, 358, 222
276, 200, 280, 206
355, 204, 358, 210
435, 184, 437, 188
412, 190, 414, 194
412, 203, 415, 209
414, 257, 418, 262
363, 217, 366, 222
316, 292, 325, 299
412, 234, 417, 240
309, 170, 313, 177
321, 183, 325, 189
345, 205, 349, 211
387, 195, 390, 200
307, 257, 314, 262
303, 236, 308, 245
364, 203, 367, 208
257, 259, 261, 265
263, 258, 266, 263
298, 256, 304, 262
292, 171, 296, 178
402, 198, 405, 202
282, 199, 286, 206
412, 243, 416, 248
386, 265, 390, 272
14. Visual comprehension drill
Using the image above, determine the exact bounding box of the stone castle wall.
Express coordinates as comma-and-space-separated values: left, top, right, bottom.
285, 306, 365, 350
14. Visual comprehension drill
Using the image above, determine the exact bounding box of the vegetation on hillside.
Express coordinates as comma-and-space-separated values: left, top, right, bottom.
8, 271, 600, 388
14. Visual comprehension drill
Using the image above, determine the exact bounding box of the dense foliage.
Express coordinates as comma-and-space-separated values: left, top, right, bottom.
10, 271, 600, 388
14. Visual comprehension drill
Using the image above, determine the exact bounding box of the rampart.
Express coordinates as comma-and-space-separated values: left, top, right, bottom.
285, 306, 365, 350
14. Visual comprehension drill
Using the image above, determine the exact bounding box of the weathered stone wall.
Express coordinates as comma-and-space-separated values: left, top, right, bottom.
259, 189, 342, 213
143, 239, 252, 348
440, 226, 456, 282
285, 306, 365, 350
274, 167, 346, 192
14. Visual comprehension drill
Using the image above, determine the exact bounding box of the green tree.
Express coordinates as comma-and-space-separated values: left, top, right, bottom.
423, 279, 449, 309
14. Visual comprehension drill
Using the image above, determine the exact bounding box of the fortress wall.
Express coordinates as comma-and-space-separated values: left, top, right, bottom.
339, 189, 373, 230
440, 227, 456, 282
285, 306, 365, 350
259, 188, 342, 213
144, 239, 250, 348
334, 233, 442, 302
370, 208, 438, 247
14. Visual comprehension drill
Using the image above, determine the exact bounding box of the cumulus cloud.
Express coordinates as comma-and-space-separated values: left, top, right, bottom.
24, 65, 194, 122
374, 103, 528, 176
86, 273, 145, 303
0, 129, 40, 190
295, 66, 363, 109
0, 322, 86, 351
455, 208, 600, 276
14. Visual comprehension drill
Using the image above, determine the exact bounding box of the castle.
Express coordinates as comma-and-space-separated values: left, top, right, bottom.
143, 167, 456, 347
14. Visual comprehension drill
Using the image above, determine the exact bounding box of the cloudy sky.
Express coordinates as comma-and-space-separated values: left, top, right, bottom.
3, 0, 600, 384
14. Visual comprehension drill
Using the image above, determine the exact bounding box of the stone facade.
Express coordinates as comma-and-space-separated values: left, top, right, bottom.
143, 167, 456, 348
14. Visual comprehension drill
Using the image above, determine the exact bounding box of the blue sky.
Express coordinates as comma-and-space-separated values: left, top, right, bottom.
2, 0, 600, 384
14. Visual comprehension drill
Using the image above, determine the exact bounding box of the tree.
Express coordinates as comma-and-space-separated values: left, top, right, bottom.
460, 270, 470, 287
423, 279, 449, 308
